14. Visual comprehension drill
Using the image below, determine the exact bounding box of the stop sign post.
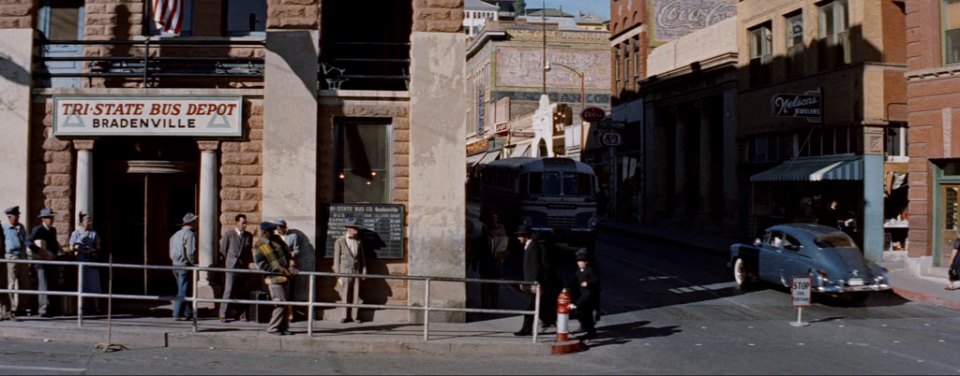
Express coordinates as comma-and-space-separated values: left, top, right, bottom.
790, 277, 811, 327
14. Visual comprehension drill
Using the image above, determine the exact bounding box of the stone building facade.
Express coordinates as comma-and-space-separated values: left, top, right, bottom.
0, 0, 466, 322
465, 19, 611, 162
904, 0, 960, 269
737, 0, 907, 262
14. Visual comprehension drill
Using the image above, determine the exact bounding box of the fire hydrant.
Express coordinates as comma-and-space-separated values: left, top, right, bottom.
556, 288, 572, 341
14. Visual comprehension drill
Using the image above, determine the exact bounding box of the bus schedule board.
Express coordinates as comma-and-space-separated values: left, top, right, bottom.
324, 204, 405, 259
791, 277, 812, 307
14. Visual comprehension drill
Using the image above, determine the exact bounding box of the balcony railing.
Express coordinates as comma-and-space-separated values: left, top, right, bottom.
35, 38, 266, 88
320, 41, 410, 91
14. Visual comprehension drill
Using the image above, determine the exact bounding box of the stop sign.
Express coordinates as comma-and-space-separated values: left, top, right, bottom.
580, 107, 606, 123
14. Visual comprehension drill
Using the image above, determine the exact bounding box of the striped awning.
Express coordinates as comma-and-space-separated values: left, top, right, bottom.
750, 155, 862, 182
478, 150, 501, 165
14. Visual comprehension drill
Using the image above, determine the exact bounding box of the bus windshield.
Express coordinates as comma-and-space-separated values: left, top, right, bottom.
528, 172, 593, 196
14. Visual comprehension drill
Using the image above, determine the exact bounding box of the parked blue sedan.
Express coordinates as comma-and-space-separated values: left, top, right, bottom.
729, 223, 890, 300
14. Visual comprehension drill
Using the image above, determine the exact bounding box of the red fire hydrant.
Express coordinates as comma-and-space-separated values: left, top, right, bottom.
556, 288, 572, 341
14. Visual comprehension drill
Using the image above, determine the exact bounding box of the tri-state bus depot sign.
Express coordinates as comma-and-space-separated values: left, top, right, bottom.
53, 96, 243, 137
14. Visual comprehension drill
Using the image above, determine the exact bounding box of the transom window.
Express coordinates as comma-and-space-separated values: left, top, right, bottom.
945, 0, 960, 65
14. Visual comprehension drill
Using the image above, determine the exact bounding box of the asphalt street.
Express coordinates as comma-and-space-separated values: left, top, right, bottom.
4, 229, 960, 374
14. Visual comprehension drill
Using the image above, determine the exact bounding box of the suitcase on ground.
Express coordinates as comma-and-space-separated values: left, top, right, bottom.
247, 290, 272, 324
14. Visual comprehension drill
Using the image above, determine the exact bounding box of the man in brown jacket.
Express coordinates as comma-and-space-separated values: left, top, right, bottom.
333, 218, 366, 323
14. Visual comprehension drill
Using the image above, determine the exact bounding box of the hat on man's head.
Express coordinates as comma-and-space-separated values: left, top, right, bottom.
344, 218, 363, 229
4, 206, 20, 216
260, 221, 277, 232
575, 249, 590, 261
514, 225, 533, 236
38, 208, 56, 218
181, 212, 198, 225
272, 218, 287, 227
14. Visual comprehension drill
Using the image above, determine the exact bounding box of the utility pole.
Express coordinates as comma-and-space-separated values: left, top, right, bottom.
541, 0, 546, 95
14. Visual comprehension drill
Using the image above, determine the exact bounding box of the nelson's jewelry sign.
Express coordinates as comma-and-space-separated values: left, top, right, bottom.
770, 91, 822, 123
53, 96, 243, 137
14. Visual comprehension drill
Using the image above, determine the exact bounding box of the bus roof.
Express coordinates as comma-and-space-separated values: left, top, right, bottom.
481, 157, 595, 175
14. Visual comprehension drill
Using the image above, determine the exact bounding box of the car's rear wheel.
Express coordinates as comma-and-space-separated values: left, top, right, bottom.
733, 258, 753, 291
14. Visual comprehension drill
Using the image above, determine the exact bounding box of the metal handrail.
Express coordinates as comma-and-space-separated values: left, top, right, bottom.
35, 38, 266, 85
0, 258, 541, 343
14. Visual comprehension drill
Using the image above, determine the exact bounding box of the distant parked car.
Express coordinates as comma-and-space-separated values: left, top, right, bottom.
729, 223, 890, 301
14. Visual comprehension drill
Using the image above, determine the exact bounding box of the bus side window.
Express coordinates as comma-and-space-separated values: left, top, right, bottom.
529, 173, 542, 194
519, 174, 528, 194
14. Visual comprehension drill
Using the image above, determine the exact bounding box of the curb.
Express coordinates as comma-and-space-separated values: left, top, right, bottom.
891, 287, 960, 310
0, 323, 557, 356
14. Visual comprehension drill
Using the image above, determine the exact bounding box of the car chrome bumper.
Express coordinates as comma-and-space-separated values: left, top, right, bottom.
816, 284, 890, 293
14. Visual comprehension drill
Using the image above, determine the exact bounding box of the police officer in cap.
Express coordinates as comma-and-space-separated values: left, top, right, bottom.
1, 206, 25, 320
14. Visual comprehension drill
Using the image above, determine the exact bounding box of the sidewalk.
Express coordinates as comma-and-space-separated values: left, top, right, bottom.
599, 220, 960, 310
0, 313, 559, 356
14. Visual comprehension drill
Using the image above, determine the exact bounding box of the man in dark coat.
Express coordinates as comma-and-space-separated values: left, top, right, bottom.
514, 225, 557, 336
218, 213, 253, 322
569, 249, 599, 340
28, 208, 61, 318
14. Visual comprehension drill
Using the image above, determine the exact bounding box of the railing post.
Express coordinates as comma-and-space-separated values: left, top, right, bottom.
143, 38, 150, 86
533, 282, 541, 344
307, 274, 315, 337
77, 263, 84, 328
191, 267, 198, 333
423, 278, 431, 341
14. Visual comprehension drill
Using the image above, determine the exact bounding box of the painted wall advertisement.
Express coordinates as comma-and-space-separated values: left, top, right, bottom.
53, 96, 243, 137
649, 0, 736, 44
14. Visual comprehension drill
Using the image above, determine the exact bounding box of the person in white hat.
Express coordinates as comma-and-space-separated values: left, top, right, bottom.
333, 218, 366, 323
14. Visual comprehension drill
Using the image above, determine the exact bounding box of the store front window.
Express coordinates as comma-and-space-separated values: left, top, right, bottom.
334, 120, 392, 204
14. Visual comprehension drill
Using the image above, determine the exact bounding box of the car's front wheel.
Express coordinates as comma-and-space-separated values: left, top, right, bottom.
733, 258, 753, 291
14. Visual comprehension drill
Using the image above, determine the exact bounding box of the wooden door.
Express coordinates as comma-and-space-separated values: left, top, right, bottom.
942, 185, 960, 267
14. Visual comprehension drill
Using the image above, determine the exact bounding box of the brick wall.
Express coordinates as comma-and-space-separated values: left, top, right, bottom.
905, 0, 940, 72
413, 0, 463, 33
219, 99, 264, 234
0, 0, 35, 29
266, 0, 319, 29
30, 100, 74, 246
610, 0, 644, 37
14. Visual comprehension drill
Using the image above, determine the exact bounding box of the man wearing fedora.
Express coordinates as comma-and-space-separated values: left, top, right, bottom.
568, 249, 599, 340
333, 218, 366, 323
2, 206, 26, 319
514, 225, 557, 336
169, 212, 198, 321
273, 218, 303, 321
28, 208, 61, 317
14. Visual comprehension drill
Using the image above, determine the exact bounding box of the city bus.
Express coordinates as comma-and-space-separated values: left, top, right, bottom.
477, 157, 598, 249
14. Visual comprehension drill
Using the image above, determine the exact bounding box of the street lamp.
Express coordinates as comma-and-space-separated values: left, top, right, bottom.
544, 62, 586, 156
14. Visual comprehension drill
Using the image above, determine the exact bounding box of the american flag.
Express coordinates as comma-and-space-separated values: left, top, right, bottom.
152, 0, 183, 35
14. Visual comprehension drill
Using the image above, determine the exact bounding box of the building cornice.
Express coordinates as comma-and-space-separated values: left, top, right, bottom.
906, 65, 960, 82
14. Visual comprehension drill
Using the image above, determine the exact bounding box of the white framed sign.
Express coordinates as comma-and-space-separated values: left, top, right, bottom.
53, 96, 243, 137
791, 277, 812, 307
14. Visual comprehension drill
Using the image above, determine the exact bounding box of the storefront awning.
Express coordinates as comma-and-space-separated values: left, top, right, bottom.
478, 150, 501, 165
509, 144, 531, 158
750, 155, 863, 182
466, 153, 485, 167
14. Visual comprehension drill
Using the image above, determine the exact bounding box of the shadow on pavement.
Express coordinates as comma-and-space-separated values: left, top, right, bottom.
580, 320, 682, 349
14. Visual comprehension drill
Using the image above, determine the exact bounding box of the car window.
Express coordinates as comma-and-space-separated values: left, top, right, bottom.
814, 233, 856, 248
783, 235, 801, 251
769, 231, 784, 248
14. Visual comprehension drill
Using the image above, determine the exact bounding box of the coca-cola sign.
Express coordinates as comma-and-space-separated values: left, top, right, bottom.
771, 93, 822, 121
651, 0, 736, 42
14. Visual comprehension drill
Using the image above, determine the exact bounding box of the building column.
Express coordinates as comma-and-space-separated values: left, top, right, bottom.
408, 30, 467, 323
0, 29, 32, 222
73, 140, 95, 223
698, 102, 713, 219
197, 141, 220, 287
721, 88, 739, 234
863, 128, 885, 263
674, 106, 688, 217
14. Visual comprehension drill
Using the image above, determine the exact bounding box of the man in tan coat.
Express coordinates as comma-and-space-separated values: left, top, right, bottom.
333, 218, 366, 323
